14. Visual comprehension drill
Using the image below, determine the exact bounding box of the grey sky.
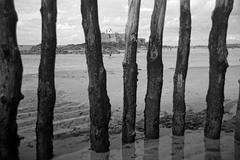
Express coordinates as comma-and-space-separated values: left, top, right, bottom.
15, 0, 240, 45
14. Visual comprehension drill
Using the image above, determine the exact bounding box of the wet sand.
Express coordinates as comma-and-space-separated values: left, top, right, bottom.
52, 130, 240, 160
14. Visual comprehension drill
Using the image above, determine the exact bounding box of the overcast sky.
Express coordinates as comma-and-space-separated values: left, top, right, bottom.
15, 0, 240, 45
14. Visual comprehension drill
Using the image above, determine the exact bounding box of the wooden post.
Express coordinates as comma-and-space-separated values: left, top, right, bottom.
122, 0, 141, 144
172, 0, 191, 136
81, 0, 111, 152
235, 80, 240, 141
0, 0, 24, 159
204, 0, 234, 139
144, 0, 167, 139
36, 0, 57, 159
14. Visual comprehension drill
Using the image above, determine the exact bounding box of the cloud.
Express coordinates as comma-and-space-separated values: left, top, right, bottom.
19, 12, 40, 21
15, 0, 240, 45
102, 16, 127, 27
18, 21, 24, 26
141, 7, 153, 12
57, 23, 76, 31
228, 35, 240, 41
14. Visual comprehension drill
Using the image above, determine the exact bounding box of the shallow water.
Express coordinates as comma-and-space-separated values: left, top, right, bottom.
54, 130, 240, 160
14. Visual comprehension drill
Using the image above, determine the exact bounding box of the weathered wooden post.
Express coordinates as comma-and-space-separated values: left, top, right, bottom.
172, 0, 191, 136
0, 0, 24, 159
205, 0, 234, 139
122, 0, 141, 144
235, 80, 240, 141
36, 0, 57, 159
144, 0, 167, 139
81, 0, 111, 152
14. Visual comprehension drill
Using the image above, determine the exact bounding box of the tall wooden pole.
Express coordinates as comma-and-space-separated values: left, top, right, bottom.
205, 0, 234, 139
172, 0, 191, 136
36, 0, 57, 159
81, 0, 111, 152
122, 0, 141, 144
0, 0, 24, 159
144, 0, 167, 139
235, 80, 240, 141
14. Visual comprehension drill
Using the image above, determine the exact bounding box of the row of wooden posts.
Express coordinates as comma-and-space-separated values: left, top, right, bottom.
0, 0, 238, 160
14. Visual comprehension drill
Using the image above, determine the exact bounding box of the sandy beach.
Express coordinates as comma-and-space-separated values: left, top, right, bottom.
18, 48, 240, 160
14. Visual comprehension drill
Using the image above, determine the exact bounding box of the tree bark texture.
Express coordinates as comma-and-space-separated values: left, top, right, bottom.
144, 0, 167, 139
235, 80, 240, 141
122, 0, 141, 144
172, 0, 191, 136
36, 0, 57, 159
81, 0, 111, 152
0, 0, 23, 159
204, 0, 234, 139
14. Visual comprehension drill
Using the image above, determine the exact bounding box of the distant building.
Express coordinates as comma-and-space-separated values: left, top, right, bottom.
101, 28, 145, 45
101, 32, 125, 44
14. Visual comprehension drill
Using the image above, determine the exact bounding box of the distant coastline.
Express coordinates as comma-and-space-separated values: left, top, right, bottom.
18, 43, 240, 55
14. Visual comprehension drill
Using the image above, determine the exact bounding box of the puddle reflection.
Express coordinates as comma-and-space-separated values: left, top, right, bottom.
122, 143, 136, 160
171, 136, 184, 160
90, 151, 109, 160
204, 138, 221, 160
86, 132, 238, 160
143, 139, 159, 160
235, 141, 240, 160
